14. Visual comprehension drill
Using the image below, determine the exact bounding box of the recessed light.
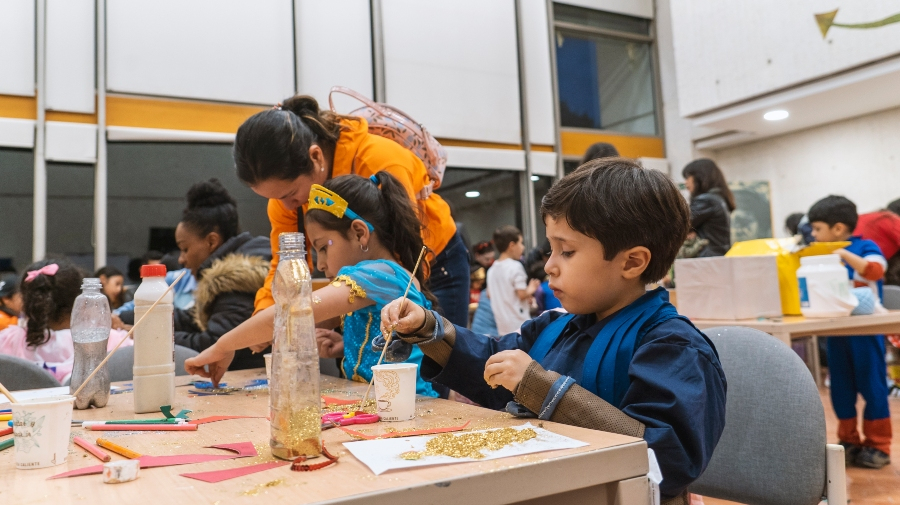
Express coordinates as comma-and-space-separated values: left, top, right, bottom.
764, 110, 789, 121
530, 175, 540, 181
465, 191, 480, 198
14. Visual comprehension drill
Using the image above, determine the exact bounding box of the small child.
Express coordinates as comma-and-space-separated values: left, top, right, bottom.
808, 195, 892, 469
381, 158, 727, 504
486, 226, 540, 335
0, 273, 22, 331
0, 259, 132, 383
95, 266, 126, 310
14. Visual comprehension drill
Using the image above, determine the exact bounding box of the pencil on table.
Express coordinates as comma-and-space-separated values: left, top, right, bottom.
73, 436, 111, 462
96, 438, 142, 459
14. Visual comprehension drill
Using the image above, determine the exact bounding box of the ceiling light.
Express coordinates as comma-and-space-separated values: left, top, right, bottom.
465, 191, 480, 198
530, 175, 540, 181
764, 110, 789, 121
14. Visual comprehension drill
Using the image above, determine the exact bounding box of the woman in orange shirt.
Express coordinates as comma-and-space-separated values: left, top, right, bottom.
234, 95, 470, 328
0, 273, 22, 331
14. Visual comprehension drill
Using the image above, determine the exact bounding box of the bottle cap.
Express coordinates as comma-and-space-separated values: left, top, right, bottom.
140, 264, 167, 278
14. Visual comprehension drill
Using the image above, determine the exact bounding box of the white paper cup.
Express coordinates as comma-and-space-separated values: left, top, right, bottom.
263, 353, 272, 382
371, 363, 417, 421
11, 395, 75, 469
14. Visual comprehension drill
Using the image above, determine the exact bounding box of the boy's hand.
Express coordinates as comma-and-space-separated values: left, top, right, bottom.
184, 344, 234, 387
380, 298, 427, 337
316, 328, 344, 358
484, 350, 533, 392
526, 278, 541, 296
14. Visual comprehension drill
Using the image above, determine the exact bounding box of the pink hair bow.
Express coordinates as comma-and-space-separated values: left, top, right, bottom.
25, 263, 59, 283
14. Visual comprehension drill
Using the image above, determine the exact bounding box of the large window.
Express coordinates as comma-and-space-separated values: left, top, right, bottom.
554, 4, 658, 136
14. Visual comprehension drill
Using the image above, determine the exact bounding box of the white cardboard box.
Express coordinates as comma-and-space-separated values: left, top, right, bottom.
674, 255, 782, 320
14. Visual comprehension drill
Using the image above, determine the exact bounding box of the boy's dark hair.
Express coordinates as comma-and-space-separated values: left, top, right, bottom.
581, 142, 619, 164
143, 250, 164, 263
20, 258, 84, 348
181, 178, 240, 241
542, 157, 690, 283
492, 226, 522, 255
808, 195, 858, 232
784, 212, 804, 236
887, 197, 900, 216
526, 260, 547, 282
682, 158, 736, 212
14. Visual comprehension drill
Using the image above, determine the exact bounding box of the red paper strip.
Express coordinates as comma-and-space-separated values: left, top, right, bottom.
89, 424, 198, 431
49, 442, 258, 479
340, 421, 471, 440
181, 461, 290, 483
187, 415, 265, 425
322, 396, 359, 406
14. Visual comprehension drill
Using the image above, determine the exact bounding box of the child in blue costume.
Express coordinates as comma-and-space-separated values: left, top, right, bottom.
379, 159, 727, 505
185, 172, 438, 398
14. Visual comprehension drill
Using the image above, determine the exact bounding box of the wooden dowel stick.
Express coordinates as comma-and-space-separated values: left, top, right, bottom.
0, 381, 17, 404
361, 246, 427, 406
72, 270, 186, 398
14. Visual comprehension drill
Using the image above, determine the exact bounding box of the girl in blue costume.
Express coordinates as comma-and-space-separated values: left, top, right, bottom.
185, 172, 438, 397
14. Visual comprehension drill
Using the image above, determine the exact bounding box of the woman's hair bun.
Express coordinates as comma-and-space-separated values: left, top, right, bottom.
186, 178, 236, 210
282, 95, 321, 118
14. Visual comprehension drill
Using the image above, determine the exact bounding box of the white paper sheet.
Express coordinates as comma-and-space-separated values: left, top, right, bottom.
0, 386, 70, 407
342, 423, 588, 475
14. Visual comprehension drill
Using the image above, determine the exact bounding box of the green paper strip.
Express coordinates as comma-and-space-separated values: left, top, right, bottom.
159, 406, 192, 420
105, 419, 178, 425
815, 9, 900, 38
0, 438, 13, 452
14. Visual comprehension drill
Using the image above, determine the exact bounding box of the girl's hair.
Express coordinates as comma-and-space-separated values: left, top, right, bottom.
233, 95, 357, 186
181, 178, 239, 241
20, 259, 84, 347
94, 265, 123, 279
682, 158, 736, 212
306, 173, 437, 305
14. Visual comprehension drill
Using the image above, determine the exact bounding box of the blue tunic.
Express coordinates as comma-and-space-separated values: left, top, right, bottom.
334, 260, 437, 397
420, 294, 727, 497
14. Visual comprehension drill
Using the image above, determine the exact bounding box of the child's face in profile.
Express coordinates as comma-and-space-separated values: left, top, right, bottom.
810, 221, 848, 242
306, 220, 368, 278
544, 217, 649, 320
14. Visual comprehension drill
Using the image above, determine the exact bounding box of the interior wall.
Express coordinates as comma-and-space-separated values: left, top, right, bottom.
710, 105, 900, 238
0, 148, 34, 271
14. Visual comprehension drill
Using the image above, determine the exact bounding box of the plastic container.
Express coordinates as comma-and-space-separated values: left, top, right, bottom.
11, 395, 75, 469
269, 232, 320, 460
132, 264, 174, 414
797, 254, 857, 318
69, 278, 112, 409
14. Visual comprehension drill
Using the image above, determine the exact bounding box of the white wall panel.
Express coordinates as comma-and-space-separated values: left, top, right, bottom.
46, 0, 95, 113
556, 0, 653, 19
0, 118, 36, 148
107, 0, 295, 105
45, 122, 97, 163
445, 146, 525, 171
531, 151, 558, 176
521, 0, 556, 146
295, 0, 373, 113
382, 0, 521, 144
0, 0, 36, 96
671, 0, 900, 116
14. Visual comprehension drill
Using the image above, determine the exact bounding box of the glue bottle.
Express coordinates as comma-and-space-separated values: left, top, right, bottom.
132, 264, 174, 413
269, 232, 320, 460
70, 278, 111, 409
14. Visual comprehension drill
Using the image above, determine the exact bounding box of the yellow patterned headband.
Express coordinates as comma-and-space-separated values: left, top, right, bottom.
308, 184, 374, 231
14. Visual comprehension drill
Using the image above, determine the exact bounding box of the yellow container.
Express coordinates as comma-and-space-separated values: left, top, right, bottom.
725, 238, 850, 315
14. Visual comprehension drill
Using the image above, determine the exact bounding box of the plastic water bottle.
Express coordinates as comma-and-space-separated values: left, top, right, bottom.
132, 264, 174, 414
70, 278, 112, 409
269, 232, 320, 460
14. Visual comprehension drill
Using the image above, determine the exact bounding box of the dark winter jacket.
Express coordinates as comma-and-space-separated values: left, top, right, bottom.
174, 232, 272, 370
690, 189, 732, 257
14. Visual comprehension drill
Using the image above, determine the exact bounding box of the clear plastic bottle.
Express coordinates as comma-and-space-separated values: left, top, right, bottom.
70, 278, 112, 409
270, 232, 321, 460
132, 264, 174, 414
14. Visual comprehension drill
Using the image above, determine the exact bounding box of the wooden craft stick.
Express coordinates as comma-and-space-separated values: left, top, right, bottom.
96, 438, 143, 459
73, 436, 111, 462
0, 380, 17, 404
361, 246, 427, 405
89, 423, 197, 432
72, 270, 186, 398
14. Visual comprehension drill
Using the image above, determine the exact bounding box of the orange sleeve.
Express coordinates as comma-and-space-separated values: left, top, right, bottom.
253, 199, 299, 314
862, 261, 885, 281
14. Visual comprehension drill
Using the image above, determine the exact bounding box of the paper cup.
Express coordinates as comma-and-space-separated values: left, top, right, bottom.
371, 363, 417, 421
11, 395, 75, 469
263, 353, 272, 382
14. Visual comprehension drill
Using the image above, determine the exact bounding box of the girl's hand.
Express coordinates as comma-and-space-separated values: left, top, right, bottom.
316, 329, 344, 358
184, 345, 234, 387
483, 350, 533, 392
380, 298, 427, 337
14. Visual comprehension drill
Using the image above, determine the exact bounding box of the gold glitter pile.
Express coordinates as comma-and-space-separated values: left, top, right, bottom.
270, 405, 321, 460
241, 478, 285, 496
399, 427, 537, 460
321, 399, 376, 414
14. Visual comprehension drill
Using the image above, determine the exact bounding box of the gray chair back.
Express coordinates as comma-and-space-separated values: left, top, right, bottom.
882, 285, 900, 310
0, 355, 62, 391
106, 345, 200, 382
692, 326, 826, 505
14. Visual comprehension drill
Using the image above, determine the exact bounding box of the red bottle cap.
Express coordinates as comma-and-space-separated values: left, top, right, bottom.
140, 264, 167, 278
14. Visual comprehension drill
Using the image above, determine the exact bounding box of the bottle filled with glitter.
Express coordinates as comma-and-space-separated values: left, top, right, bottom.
270, 232, 321, 460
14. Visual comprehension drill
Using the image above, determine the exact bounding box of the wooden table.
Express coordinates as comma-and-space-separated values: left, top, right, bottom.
691, 311, 900, 385
1, 370, 650, 505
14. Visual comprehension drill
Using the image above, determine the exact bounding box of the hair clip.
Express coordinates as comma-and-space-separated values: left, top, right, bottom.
369, 174, 379, 185
308, 185, 375, 232
272, 102, 283, 110
25, 264, 59, 283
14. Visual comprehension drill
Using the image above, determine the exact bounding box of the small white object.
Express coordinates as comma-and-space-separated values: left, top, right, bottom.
11, 395, 76, 469
764, 110, 789, 121
103, 459, 141, 483
263, 353, 272, 383
647, 449, 662, 505
465, 191, 480, 198
371, 363, 417, 422
797, 254, 857, 318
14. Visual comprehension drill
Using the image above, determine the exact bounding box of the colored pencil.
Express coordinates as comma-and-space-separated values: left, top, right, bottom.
89, 423, 197, 432
0, 414, 11, 421
0, 438, 13, 452
73, 436, 111, 462
96, 438, 143, 459
0, 427, 11, 437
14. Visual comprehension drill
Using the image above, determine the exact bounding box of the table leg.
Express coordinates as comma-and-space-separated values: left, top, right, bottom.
770, 330, 792, 347
810, 335, 822, 388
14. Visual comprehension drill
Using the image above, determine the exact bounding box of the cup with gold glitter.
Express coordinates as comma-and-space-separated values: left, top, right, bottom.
371, 363, 416, 421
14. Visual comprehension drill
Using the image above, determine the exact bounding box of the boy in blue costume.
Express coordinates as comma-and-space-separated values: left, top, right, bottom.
379, 158, 727, 505
808, 195, 892, 469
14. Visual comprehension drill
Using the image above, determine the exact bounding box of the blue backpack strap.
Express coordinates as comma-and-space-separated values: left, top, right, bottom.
528, 313, 575, 363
